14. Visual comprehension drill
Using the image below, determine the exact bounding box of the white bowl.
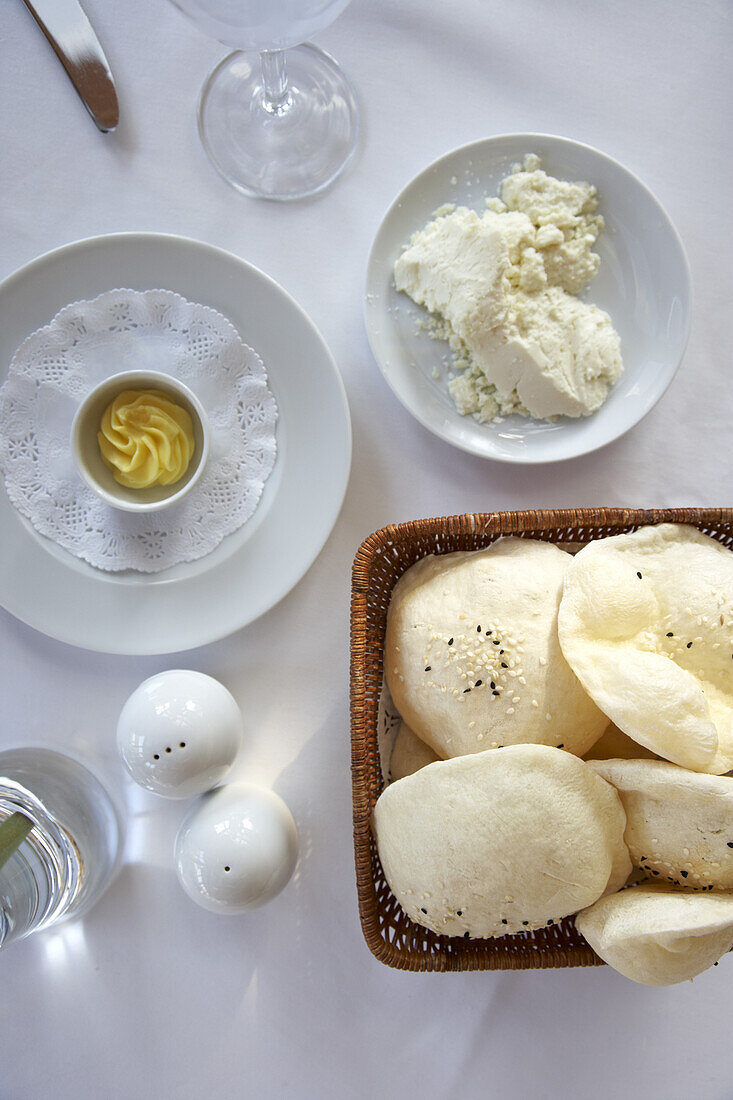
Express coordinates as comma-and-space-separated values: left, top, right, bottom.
70, 369, 210, 512
365, 133, 691, 464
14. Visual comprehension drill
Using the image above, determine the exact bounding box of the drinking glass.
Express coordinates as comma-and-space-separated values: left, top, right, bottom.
169, 0, 359, 200
0, 749, 121, 951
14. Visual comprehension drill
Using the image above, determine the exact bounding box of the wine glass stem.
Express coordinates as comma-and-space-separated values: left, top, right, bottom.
260, 50, 291, 115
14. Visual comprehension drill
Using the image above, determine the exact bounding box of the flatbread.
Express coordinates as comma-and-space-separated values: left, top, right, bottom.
385, 538, 607, 760
575, 883, 733, 986
390, 721, 440, 780
588, 758, 733, 890
372, 744, 630, 938
559, 524, 733, 774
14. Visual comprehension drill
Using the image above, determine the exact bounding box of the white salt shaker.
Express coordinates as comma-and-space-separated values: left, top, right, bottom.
175, 784, 299, 913
117, 670, 243, 799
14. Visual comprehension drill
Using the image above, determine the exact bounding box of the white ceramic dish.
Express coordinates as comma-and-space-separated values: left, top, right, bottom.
71, 370, 210, 513
0, 233, 351, 654
365, 133, 691, 464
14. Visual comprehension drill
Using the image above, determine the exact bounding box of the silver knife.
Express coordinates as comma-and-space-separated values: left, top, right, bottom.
22, 0, 119, 132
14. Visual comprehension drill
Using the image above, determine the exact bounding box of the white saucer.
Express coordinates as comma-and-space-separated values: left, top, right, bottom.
365, 133, 691, 464
0, 234, 351, 654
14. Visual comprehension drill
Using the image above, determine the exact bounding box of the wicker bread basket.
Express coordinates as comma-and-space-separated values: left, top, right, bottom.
350, 508, 733, 971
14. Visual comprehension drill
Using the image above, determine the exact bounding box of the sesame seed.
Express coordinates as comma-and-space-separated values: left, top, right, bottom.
507, 708, 515, 715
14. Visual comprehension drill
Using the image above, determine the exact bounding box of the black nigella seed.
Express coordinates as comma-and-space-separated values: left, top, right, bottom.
640, 856, 647, 862
420, 907, 427, 914
727, 842, 733, 849
637, 571, 642, 579
666, 632, 674, 637
425, 666, 431, 672
475, 680, 482, 687
153, 754, 159, 760
501, 919, 508, 925
493, 639, 500, 645
557, 743, 564, 749
448, 638, 454, 646
477, 625, 481, 632
486, 630, 492, 635
463, 688, 471, 694
522, 921, 529, 926
499, 649, 504, 655
547, 919, 553, 925
680, 870, 688, 878
490, 681, 496, 689
714, 961, 719, 966
493, 690, 500, 697
501, 662, 508, 669
651, 869, 660, 875
457, 910, 462, 916
687, 641, 693, 648
463, 931, 470, 939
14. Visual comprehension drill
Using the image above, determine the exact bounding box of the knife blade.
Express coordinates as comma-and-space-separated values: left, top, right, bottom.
22, 0, 119, 132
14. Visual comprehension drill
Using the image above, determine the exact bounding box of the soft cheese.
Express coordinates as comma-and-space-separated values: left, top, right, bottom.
393, 155, 623, 422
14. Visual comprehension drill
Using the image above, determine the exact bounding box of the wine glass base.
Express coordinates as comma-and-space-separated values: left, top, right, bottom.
198, 44, 359, 201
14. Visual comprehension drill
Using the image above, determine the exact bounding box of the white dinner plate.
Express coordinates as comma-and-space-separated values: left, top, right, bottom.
365, 133, 691, 464
0, 234, 351, 654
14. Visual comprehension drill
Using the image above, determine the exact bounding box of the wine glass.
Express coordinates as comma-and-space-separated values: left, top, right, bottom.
169, 0, 359, 201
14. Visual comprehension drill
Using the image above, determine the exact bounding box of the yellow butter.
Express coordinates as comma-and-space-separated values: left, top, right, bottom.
98, 389, 195, 489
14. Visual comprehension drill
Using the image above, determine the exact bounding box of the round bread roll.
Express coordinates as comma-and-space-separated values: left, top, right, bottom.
558, 524, 733, 774
575, 884, 733, 986
390, 721, 440, 781
588, 758, 733, 891
385, 538, 607, 760
583, 723, 659, 761
372, 745, 631, 939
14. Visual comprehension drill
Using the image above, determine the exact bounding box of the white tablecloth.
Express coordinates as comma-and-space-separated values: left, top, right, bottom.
1, 1, 731, 1096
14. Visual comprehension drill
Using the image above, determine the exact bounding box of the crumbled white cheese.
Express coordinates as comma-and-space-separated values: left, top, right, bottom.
394, 155, 623, 422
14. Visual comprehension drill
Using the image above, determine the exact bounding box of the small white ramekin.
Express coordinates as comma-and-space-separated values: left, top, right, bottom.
70, 370, 210, 513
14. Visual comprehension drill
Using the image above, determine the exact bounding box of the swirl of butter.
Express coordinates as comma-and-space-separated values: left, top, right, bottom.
98, 389, 196, 489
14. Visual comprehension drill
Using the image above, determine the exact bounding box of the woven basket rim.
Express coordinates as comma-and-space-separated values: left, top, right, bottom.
350, 507, 733, 971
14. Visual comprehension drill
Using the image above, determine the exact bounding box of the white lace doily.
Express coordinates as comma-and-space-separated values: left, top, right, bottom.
0, 288, 278, 572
